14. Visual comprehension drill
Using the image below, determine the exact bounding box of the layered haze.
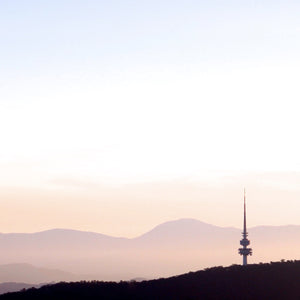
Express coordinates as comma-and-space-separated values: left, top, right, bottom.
1, 1, 300, 290
1, 219, 300, 282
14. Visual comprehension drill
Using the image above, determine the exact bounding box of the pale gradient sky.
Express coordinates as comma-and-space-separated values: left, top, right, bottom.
1, 1, 300, 236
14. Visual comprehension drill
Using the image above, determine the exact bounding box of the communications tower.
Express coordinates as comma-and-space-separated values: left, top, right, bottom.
238, 189, 252, 265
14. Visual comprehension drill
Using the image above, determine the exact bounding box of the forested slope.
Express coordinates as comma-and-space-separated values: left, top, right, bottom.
1, 260, 300, 300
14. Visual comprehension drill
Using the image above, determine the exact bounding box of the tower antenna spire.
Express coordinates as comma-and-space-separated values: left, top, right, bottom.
238, 189, 252, 265
243, 188, 246, 236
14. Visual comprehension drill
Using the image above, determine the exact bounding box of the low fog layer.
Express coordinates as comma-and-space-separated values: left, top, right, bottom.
0, 219, 300, 282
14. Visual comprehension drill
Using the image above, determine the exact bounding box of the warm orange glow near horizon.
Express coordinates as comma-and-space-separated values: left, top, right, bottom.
1, 172, 300, 237
1, 1, 300, 244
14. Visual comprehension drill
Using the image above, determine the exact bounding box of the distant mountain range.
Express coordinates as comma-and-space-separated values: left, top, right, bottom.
0, 219, 300, 283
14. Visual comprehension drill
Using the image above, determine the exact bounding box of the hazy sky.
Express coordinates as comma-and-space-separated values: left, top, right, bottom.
1, 1, 300, 236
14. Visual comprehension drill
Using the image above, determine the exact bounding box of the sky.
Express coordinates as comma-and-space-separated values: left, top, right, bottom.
1, 0, 300, 237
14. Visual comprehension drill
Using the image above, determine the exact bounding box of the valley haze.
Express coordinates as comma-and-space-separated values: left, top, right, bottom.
1, 0, 300, 297
1, 218, 300, 283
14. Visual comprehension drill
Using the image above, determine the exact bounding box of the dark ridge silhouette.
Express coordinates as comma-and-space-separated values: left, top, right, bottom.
1, 260, 300, 299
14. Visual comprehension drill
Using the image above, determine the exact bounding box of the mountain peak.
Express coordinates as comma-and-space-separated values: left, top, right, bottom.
135, 218, 228, 241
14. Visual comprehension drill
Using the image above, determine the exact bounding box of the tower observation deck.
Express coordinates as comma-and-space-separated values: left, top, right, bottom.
238, 190, 252, 265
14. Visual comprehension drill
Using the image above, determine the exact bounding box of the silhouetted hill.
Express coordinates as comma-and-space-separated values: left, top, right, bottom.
1, 261, 300, 299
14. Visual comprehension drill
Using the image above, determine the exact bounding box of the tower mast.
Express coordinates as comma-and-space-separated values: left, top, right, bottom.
238, 189, 252, 265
